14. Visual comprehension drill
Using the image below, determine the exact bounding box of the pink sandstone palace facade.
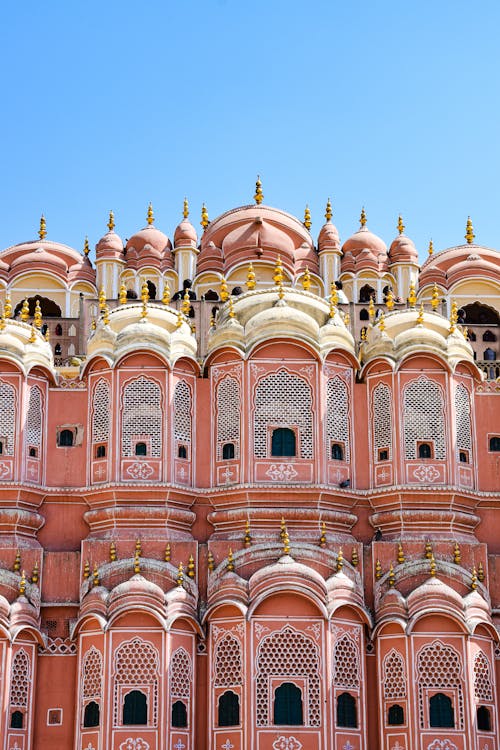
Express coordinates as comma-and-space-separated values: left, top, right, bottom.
0, 184, 499, 750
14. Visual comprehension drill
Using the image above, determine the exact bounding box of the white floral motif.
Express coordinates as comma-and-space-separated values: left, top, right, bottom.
266, 463, 298, 481
126, 461, 154, 479
427, 740, 458, 750
221, 741, 234, 750
342, 741, 356, 750
0, 462, 11, 479
306, 623, 321, 641
391, 743, 405, 750
83, 744, 96, 750
9, 743, 21, 750
413, 464, 440, 482
254, 623, 270, 640
272, 737, 303, 750
119, 739, 150, 750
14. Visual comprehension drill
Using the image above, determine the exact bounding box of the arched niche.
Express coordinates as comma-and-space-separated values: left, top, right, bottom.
14, 295, 62, 317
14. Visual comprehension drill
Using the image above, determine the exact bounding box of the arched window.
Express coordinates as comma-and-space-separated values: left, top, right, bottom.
459, 451, 468, 463
387, 704, 404, 725
483, 330, 497, 342
271, 427, 296, 457
429, 692, 454, 728
484, 347, 496, 361
0, 441, 3, 454
418, 442, 432, 459
331, 442, 344, 460
171, 699, 187, 728
147, 281, 156, 300
29, 447, 37, 457
178, 445, 187, 459
135, 442, 147, 456
489, 436, 500, 451
205, 290, 219, 301
123, 690, 147, 725
273, 682, 303, 726
217, 376, 241, 461
359, 285, 375, 303
54, 343, 62, 355
222, 442, 235, 460
83, 701, 100, 728
59, 429, 74, 447
477, 705, 491, 731
404, 377, 445, 460
55, 324, 63, 336
336, 692, 357, 728
218, 690, 240, 727
96, 445, 106, 458
10, 710, 23, 728
359, 308, 369, 321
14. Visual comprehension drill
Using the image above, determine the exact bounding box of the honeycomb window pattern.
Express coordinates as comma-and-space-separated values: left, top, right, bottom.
216, 376, 241, 460
113, 637, 159, 726
92, 379, 110, 444
473, 650, 493, 702
173, 381, 192, 445
170, 647, 192, 699
10, 649, 30, 707
383, 649, 406, 700
372, 382, 392, 459
255, 625, 320, 726
333, 633, 360, 689
82, 646, 103, 700
417, 640, 463, 729
455, 383, 472, 457
26, 385, 42, 448
121, 377, 162, 458
0, 380, 16, 455
403, 376, 446, 460
214, 633, 243, 687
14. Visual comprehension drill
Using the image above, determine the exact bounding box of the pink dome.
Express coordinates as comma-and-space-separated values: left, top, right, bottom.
68, 255, 96, 285
174, 219, 197, 247
126, 226, 172, 255
318, 221, 340, 252
419, 244, 500, 290
11, 247, 68, 275
96, 231, 124, 259
341, 226, 388, 273
389, 234, 419, 264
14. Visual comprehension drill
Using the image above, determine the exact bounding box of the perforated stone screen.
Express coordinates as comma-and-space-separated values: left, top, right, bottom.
121, 377, 162, 457
0, 380, 15, 454
372, 382, 392, 459
474, 649, 493, 701
417, 640, 463, 728
216, 377, 241, 460
170, 647, 192, 698
403, 377, 446, 460
333, 633, 360, 689
326, 376, 350, 461
26, 385, 42, 448
10, 649, 29, 707
92, 379, 110, 444
214, 633, 243, 687
113, 637, 159, 725
383, 649, 406, 699
82, 646, 103, 700
173, 381, 192, 444
455, 383, 472, 457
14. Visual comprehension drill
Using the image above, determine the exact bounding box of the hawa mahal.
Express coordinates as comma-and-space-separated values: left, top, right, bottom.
0, 181, 499, 750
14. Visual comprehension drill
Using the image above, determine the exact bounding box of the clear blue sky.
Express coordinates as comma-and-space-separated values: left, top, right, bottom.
1, 0, 499, 262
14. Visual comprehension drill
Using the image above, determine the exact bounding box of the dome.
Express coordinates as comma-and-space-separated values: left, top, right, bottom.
174, 219, 197, 247
341, 213, 388, 272
318, 221, 340, 252
419, 244, 500, 291
126, 226, 172, 255
389, 234, 419, 264
95, 230, 124, 259
10, 247, 68, 275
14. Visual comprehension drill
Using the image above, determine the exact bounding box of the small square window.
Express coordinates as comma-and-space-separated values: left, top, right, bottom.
47, 708, 63, 726
378, 449, 389, 461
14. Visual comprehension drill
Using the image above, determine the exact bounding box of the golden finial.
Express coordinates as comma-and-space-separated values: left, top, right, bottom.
431, 283, 439, 311
201, 203, 209, 229
319, 521, 327, 548
360, 207, 367, 228
147, 202, 154, 226
44, 326, 50, 341
110, 541, 117, 562
254, 175, 263, 205
302, 267, 311, 291
368, 296, 376, 322
429, 553, 436, 577
227, 548, 235, 572
280, 516, 287, 541
344, 312, 350, 326
428, 239, 434, 256
21, 298, 30, 322
187, 554, 195, 578
102, 304, 110, 325
244, 520, 252, 548
397, 543, 405, 565
209, 312, 216, 329
336, 547, 344, 572
246, 262, 256, 290
207, 549, 214, 572
141, 280, 149, 304
463, 326, 469, 340
13, 549, 21, 572
182, 288, 191, 316
478, 561, 485, 582
99, 286, 106, 311
83, 560, 90, 579
386, 289, 394, 310
408, 281, 417, 308
28, 325, 37, 343
329, 282, 338, 318
31, 560, 39, 585
360, 326, 367, 342
93, 562, 100, 587
449, 299, 458, 333
282, 528, 290, 556
303, 205, 312, 230
183, 197, 189, 219
465, 216, 475, 244
140, 301, 148, 320
325, 197, 332, 222
90, 319, 96, 332
34, 300, 42, 329
0, 315, 5, 332
133, 551, 140, 574
351, 547, 359, 567
416, 303, 424, 325
38, 214, 47, 240
378, 313, 386, 332
19, 570, 26, 596
4, 295, 12, 319
220, 276, 229, 302
135, 538, 142, 557
397, 215, 405, 235
375, 559, 382, 580
425, 540, 433, 559
176, 561, 184, 587
388, 562, 395, 586
277, 277, 285, 301
165, 543, 171, 563
83, 236, 90, 257
453, 541, 461, 565
119, 283, 127, 305
176, 311, 183, 328
107, 210, 115, 232
162, 284, 171, 305
471, 566, 478, 590
273, 255, 284, 286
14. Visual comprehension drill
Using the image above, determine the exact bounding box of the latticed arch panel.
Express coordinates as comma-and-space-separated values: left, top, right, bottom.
26, 385, 43, 448
333, 633, 359, 689
255, 625, 320, 726
417, 640, 463, 729
216, 376, 241, 460
0, 380, 16, 455
455, 383, 472, 457
403, 376, 446, 459
383, 649, 406, 700
372, 382, 392, 459
92, 379, 110, 444
326, 376, 350, 462
254, 369, 313, 458
473, 649, 493, 701
113, 637, 160, 726
214, 633, 243, 687
173, 381, 192, 445
121, 376, 162, 457
82, 646, 103, 700
10, 649, 30, 707
170, 647, 192, 699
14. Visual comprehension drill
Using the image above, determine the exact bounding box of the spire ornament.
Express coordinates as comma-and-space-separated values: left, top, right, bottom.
397, 543, 405, 565
19, 570, 26, 596
319, 521, 327, 548
107, 210, 115, 232
0, 316, 5, 332
187, 554, 195, 578
246, 262, 256, 290
147, 202, 154, 225
453, 542, 461, 565
162, 284, 171, 305
360, 207, 367, 228
99, 286, 106, 311
471, 565, 478, 590
110, 541, 117, 562
207, 550, 214, 572
83, 236, 90, 256
243, 520, 252, 548
397, 215, 405, 235
93, 563, 100, 587
375, 559, 382, 580
336, 547, 344, 572
386, 289, 394, 310
220, 276, 229, 302
416, 303, 424, 325
302, 267, 311, 291
28, 325, 37, 343
431, 283, 440, 311
13, 550, 21, 572
38, 214, 47, 240
83, 561, 90, 580
282, 528, 290, 556
4, 296, 12, 318
181, 289, 191, 316
449, 300, 458, 334
31, 561, 39, 584
428, 239, 434, 256
254, 175, 263, 205
368, 296, 376, 322
429, 553, 437, 577
425, 540, 433, 559
119, 283, 127, 305
478, 561, 485, 582
273, 256, 284, 286
133, 551, 140, 574
388, 562, 395, 586
325, 198, 332, 222
177, 561, 184, 587
303, 205, 312, 230
329, 282, 338, 318
201, 203, 209, 229
378, 313, 386, 332
465, 216, 475, 244
351, 547, 359, 567
227, 548, 235, 572
21, 298, 30, 322
34, 300, 42, 329
183, 197, 189, 219
165, 543, 171, 562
